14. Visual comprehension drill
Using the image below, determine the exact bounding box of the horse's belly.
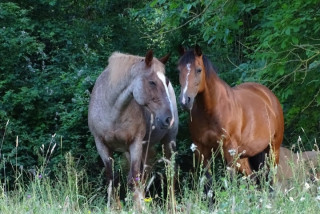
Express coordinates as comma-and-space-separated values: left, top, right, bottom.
237, 120, 276, 156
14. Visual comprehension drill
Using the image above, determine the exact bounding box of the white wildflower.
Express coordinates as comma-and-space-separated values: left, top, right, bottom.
228, 149, 236, 156
40, 144, 44, 153
316, 195, 320, 201
289, 197, 294, 202
300, 197, 305, 202
236, 162, 241, 168
265, 204, 272, 209
298, 136, 302, 143
207, 190, 213, 198
304, 182, 310, 190
190, 143, 197, 152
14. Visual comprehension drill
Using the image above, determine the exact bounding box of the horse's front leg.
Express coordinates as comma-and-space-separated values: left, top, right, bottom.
163, 140, 176, 160
223, 142, 253, 178
194, 143, 215, 204
128, 139, 144, 210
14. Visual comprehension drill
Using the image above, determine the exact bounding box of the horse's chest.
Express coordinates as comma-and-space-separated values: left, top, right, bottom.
103, 111, 146, 151
189, 116, 222, 150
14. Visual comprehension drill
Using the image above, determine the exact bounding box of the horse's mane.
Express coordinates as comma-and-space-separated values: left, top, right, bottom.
178, 50, 217, 77
107, 52, 144, 86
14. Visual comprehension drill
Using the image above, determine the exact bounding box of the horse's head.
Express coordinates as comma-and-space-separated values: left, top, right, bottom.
132, 50, 174, 129
177, 45, 206, 111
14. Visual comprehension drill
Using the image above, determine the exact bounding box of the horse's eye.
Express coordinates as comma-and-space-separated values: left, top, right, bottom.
196, 68, 202, 73
149, 81, 156, 86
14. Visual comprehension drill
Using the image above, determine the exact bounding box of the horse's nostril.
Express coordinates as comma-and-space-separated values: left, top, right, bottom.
187, 97, 191, 103
165, 117, 172, 126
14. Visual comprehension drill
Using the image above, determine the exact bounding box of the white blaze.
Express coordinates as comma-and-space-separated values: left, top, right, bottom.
156, 72, 174, 128
182, 63, 191, 104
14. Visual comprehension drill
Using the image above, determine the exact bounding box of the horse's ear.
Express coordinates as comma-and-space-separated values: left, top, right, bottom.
159, 53, 170, 65
145, 50, 153, 66
178, 45, 186, 56
194, 44, 202, 56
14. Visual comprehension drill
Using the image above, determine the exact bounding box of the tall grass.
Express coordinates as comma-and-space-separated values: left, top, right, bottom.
1, 135, 320, 213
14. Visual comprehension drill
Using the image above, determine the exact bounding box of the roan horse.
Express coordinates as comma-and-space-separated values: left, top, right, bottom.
178, 45, 284, 187
88, 50, 178, 208
277, 147, 320, 189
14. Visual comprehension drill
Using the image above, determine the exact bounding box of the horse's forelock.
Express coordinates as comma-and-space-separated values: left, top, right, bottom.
178, 50, 216, 77
178, 50, 195, 67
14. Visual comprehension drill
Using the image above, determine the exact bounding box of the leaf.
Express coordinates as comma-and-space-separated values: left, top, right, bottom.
309, 60, 320, 70
285, 28, 291, 35
278, 67, 285, 75
150, 0, 158, 7
292, 37, 299, 44
280, 39, 287, 49
317, 95, 320, 106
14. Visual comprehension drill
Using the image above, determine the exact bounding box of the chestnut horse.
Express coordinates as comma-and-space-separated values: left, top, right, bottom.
178, 45, 284, 183
88, 50, 178, 208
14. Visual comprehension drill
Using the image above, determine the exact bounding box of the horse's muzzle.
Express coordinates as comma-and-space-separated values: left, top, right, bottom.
179, 94, 194, 111
156, 116, 173, 129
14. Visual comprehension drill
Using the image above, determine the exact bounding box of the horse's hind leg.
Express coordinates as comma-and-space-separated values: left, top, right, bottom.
94, 137, 113, 207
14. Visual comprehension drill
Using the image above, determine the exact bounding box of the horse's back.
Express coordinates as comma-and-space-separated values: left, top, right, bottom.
234, 83, 280, 110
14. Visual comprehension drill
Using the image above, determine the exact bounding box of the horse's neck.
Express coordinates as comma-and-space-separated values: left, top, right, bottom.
105, 71, 140, 120
198, 73, 232, 112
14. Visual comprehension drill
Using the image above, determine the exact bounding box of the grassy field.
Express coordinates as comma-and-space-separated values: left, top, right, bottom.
1, 148, 320, 214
